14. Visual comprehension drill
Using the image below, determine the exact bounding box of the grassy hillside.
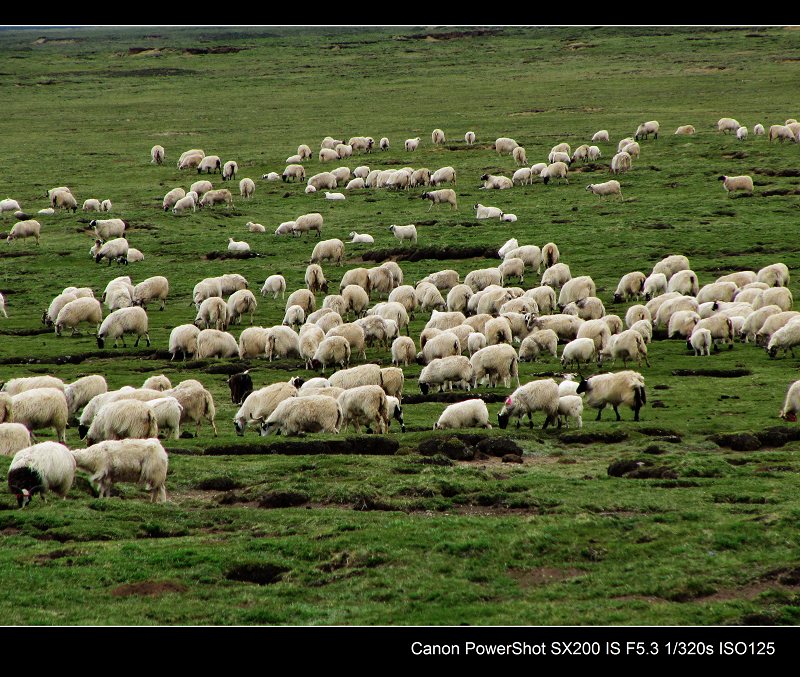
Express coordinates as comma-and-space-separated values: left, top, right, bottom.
0, 25, 799, 625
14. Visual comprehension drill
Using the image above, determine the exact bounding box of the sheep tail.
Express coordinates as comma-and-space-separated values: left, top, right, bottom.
634, 385, 646, 408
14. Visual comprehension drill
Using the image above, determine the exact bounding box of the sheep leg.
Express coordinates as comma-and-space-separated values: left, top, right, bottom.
595, 406, 604, 421
613, 405, 621, 421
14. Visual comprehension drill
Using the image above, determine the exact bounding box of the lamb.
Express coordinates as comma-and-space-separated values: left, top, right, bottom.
719, 175, 753, 196
434, 399, 491, 430
474, 203, 504, 219
64, 375, 108, 417
611, 150, 634, 175
497, 379, 559, 429
691, 315, 736, 350
480, 174, 513, 190
519, 329, 558, 362
95, 237, 129, 265
257, 275, 286, 301
0, 423, 32, 457
178, 152, 204, 170
674, 125, 696, 135
7, 220, 41, 245
470, 344, 520, 389
753, 123, 766, 136
194, 297, 228, 331
151, 145, 165, 164
168, 324, 200, 360
325, 192, 346, 201
260, 395, 341, 436
72, 438, 168, 502
293, 212, 324, 238
766, 321, 800, 358
737, 126, 748, 141
388, 224, 418, 244
586, 180, 622, 199
756, 263, 790, 288
419, 356, 474, 394
561, 338, 598, 371
592, 130, 610, 142
329, 363, 383, 391
83, 198, 102, 212
264, 325, 301, 362
643, 273, 668, 300
227, 289, 258, 325
344, 232, 372, 246
54, 297, 103, 337
421, 189, 458, 211
430, 166, 457, 186
404, 137, 421, 151
199, 189, 233, 208
7, 442, 75, 508
96, 306, 150, 349
634, 120, 660, 140
391, 336, 416, 367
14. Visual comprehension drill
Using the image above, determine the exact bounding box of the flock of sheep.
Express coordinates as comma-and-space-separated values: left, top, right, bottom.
2, 113, 800, 508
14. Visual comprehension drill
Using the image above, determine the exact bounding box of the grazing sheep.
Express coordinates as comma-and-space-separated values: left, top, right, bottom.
674, 125, 696, 135
586, 180, 622, 199
768, 124, 797, 143
96, 307, 150, 349
197, 155, 221, 174
652, 255, 690, 281
563, 297, 605, 321
756, 312, 800, 346
7, 442, 75, 508
309, 238, 344, 267
65, 375, 108, 417
178, 152, 204, 170
233, 382, 299, 436
625, 305, 652, 329
73, 438, 168, 502
7, 220, 41, 245
592, 130, 609, 142
696, 281, 738, 305
602, 314, 624, 335
311, 336, 350, 373
227, 289, 257, 325
757, 263, 790, 288
165, 380, 218, 437
222, 161, 238, 181
418, 331, 461, 365
654, 295, 700, 329
392, 336, 416, 367
52, 191, 78, 212
151, 145, 165, 164
692, 315, 735, 350
293, 212, 324, 238
519, 329, 558, 362
719, 175, 753, 196
199, 189, 233, 208
260, 395, 341, 436
634, 120, 660, 140
561, 338, 598, 371
0, 198, 21, 215
337, 385, 389, 434
421, 189, 458, 211
737, 126, 748, 141
753, 287, 793, 312
194, 296, 228, 332
144, 397, 183, 440
94, 237, 129, 265
766, 321, 800, 358
328, 363, 382, 392
307, 172, 338, 191
494, 137, 519, 155
541, 162, 569, 185
717, 118, 741, 133
83, 198, 102, 212
643, 273, 668, 300
576, 318, 612, 353
132, 276, 169, 311
497, 379, 559, 429
600, 329, 651, 368
470, 344, 520, 390
163, 187, 186, 211
141, 375, 171, 393
530, 314, 584, 342
558, 276, 596, 309
0, 423, 32, 457
526, 286, 558, 315
465, 131, 476, 145
419, 356, 474, 394
404, 137, 421, 151
265, 326, 302, 361
172, 194, 197, 214
434, 399, 491, 430
667, 269, 700, 296
613, 272, 646, 303
84, 397, 158, 446
239, 178, 256, 198
1, 376, 65, 396
368, 266, 395, 298
169, 324, 200, 360
577, 370, 646, 421
779, 380, 800, 421
54, 297, 103, 337
260, 275, 287, 300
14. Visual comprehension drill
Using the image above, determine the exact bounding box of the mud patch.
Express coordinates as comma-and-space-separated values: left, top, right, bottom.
418, 437, 474, 461
110, 580, 188, 597
562, 431, 628, 444
608, 459, 677, 479
204, 251, 261, 260
638, 427, 680, 437
760, 188, 800, 197
203, 437, 399, 456
751, 167, 800, 177
709, 433, 762, 451
102, 68, 198, 78
258, 490, 309, 508
0, 327, 51, 337
755, 426, 800, 448
361, 245, 496, 263
0, 251, 37, 259
184, 46, 247, 55
403, 392, 507, 405
226, 563, 288, 585
508, 566, 584, 587
402, 29, 503, 41
721, 151, 748, 159
32, 548, 77, 565
193, 477, 243, 491
672, 368, 751, 377
638, 222, 674, 230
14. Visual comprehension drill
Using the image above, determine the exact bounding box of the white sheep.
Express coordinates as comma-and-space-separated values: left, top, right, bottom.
325, 192, 346, 201
97, 307, 150, 349
196, 329, 239, 358
259, 275, 286, 300
690, 327, 712, 356
404, 137, 421, 151
379, 137, 390, 150
719, 175, 753, 196
54, 297, 103, 337
557, 395, 583, 429
561, 338, 597, 371
151, 145, 165, 164
72, 438, 168, 502
348, 232, 374, 244
7, 220, 41, 245
757, 263, 790, 288
753, 287, 793, 312
736, 126, 748, 141
199, 189, 233, 208
260, 395, 341, 436
0, 198, 21, 214
470, 344, 519, 389
307, 172, 338, 191
614, 271, 646, 303
144, 397, 183, 440
195, 297, 228, 330
418, 356, 474, 394
83, 198, 102, 212
233, 381, 300, 435
600, 329, 650, 368
421, 189, 458, 211
169, 324, 200, 360
65, 375, 108, 417
563, 297, 605, 321
389, 224, 418, 244
541, 162, 569, 185
227, 238, 250, 253
634, 120, 660, 140
558, 276, 596, 309
239, 178, 256, 198
586, 180, 622, 199
643, 273, 668, 300
42, 291, 78, 325
434, 399, 491, 430
293, 212, 324, 238
768, 124, 797, 143
753, 123, 765, 136
222, 160, 238, 181
779, 380, 800, 421
767, 322, 800, 358
591, 130, 609, 142
610, 152, 631, 174
577, 370, 646, 421
247, 221, 266, 233
9, 388, 67, 445
756, 312, 800, 346
132, 276, 169, 311
337, 385, 389, 434
197, 155, 222, 174
95, 237, 129, 265
1, 376, 65, 396
165, 380, 218, 437
265, 325, 302, 361
474, 203, 504, 219
526, 285, 558, 314
163, 187, 186, 211
7, 442, 75, 508
0, 423, 32, 457
519, 329, 557, 362
480, 174, 513, 190
667, 269, 700, 296
497, 379, 560, 429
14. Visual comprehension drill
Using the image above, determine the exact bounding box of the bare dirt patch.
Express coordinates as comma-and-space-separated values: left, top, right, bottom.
508, 567, 584, 587
110, 580, 188, 597
225, 564, 288, 585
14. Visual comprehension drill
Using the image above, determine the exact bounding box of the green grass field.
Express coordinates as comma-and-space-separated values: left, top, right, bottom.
1, 25, 800, 625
